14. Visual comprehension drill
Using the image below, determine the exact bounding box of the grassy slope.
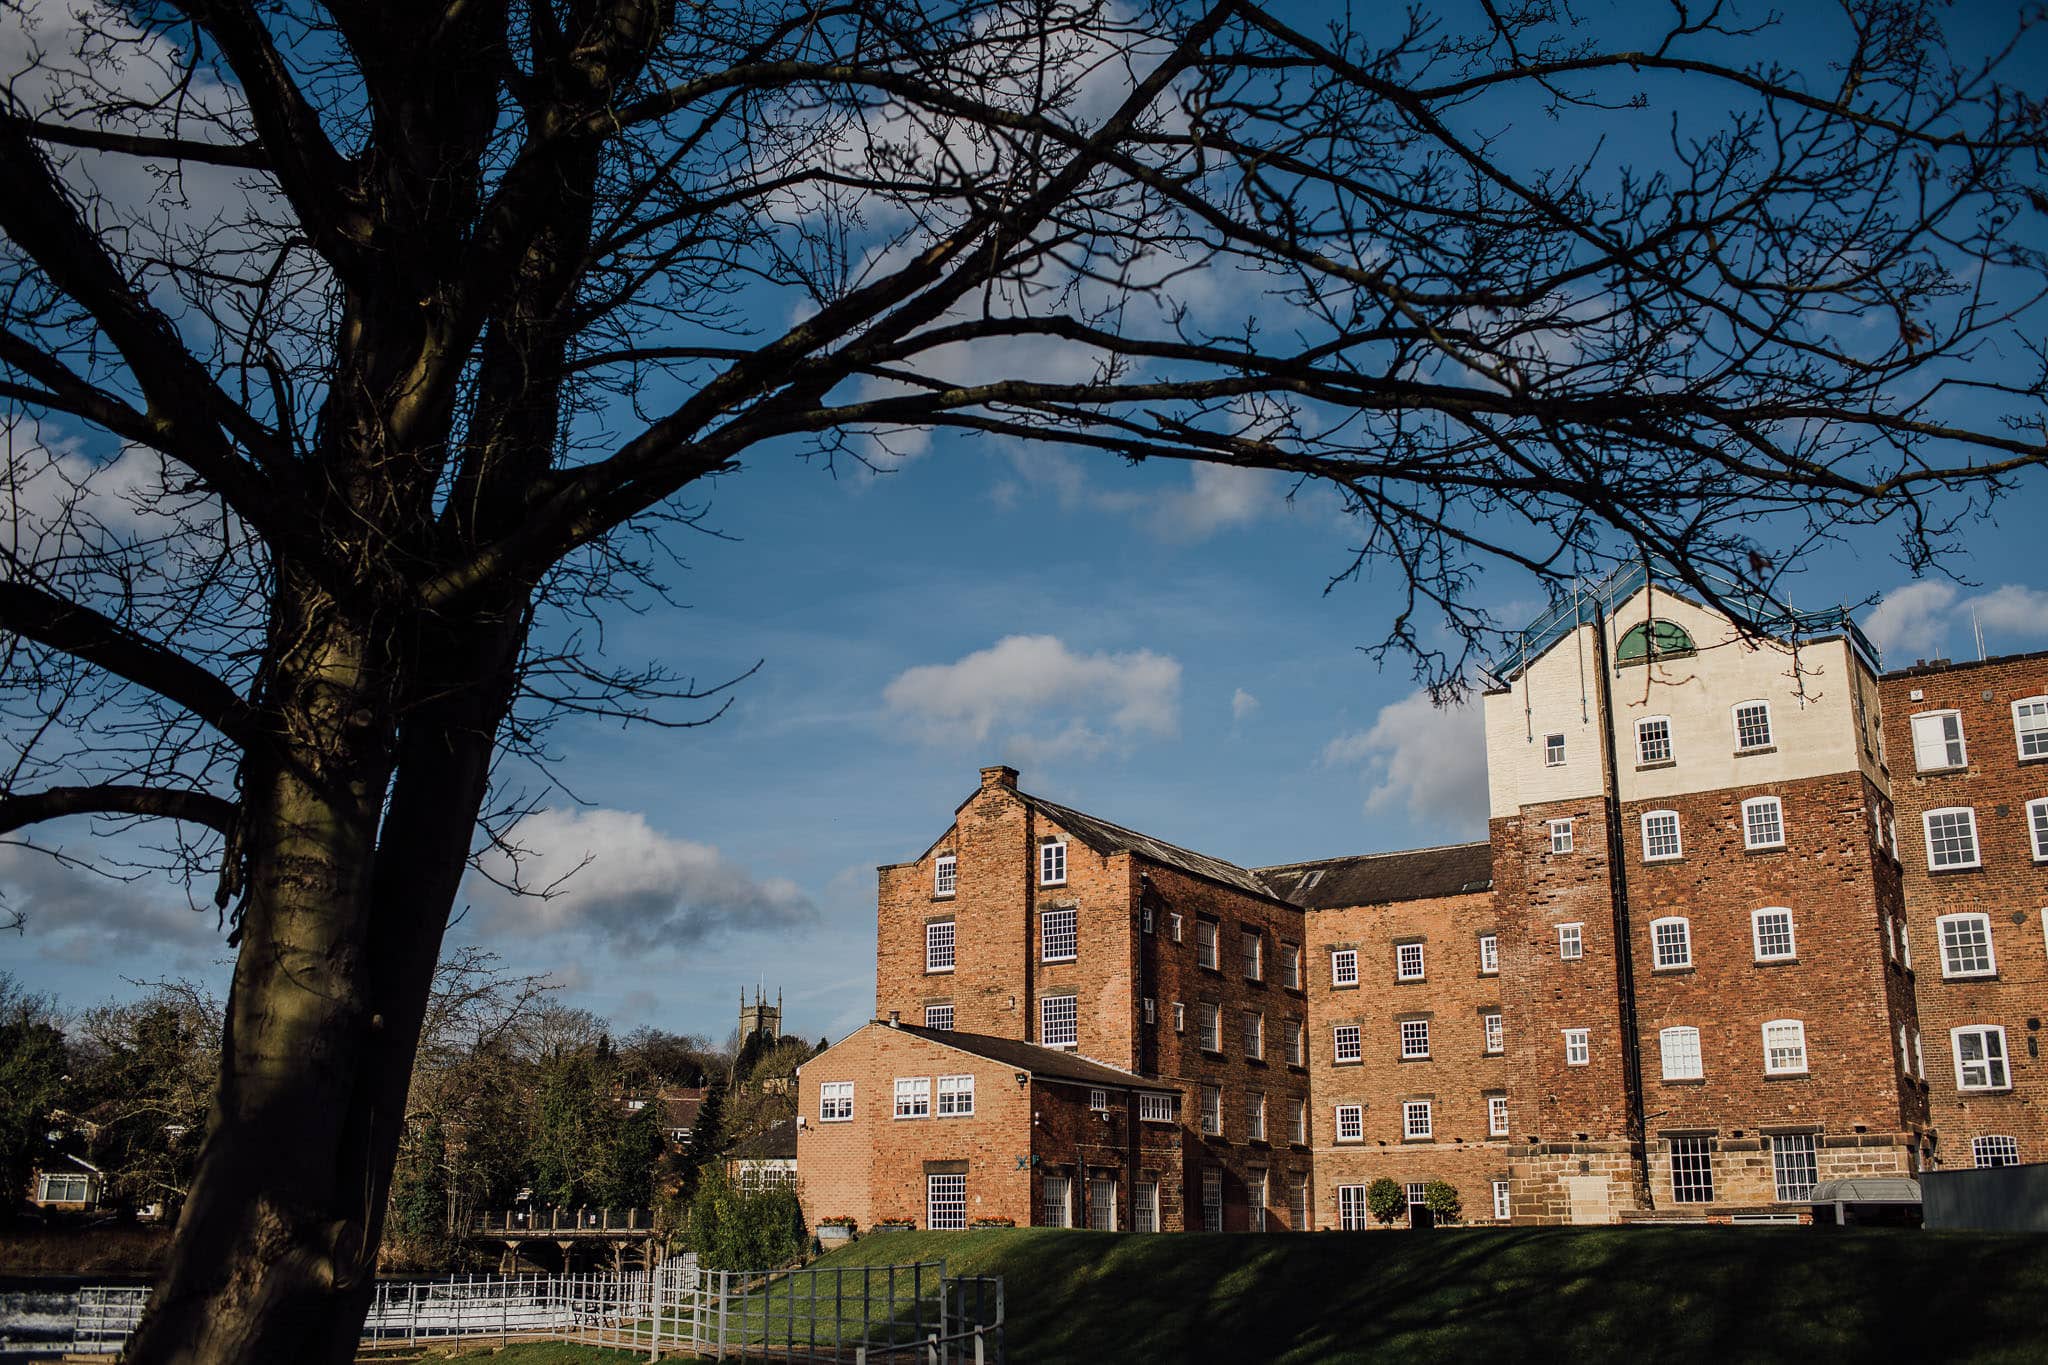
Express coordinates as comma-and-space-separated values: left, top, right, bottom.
807, 1226, 2048, 1364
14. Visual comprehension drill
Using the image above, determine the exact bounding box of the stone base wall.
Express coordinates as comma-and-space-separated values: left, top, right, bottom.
1506, 1142, 1645, 1224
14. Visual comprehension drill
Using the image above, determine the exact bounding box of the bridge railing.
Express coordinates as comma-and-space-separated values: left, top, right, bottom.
469, 1206, 653, 1233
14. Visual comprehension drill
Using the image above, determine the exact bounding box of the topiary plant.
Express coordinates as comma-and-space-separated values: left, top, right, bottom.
1365, 1177, 1406, 1226
1422, 1180, 1462, 1225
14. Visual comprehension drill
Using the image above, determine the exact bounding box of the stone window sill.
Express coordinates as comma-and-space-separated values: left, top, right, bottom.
1652, 965, 1695, 976
1734, 745, 1778, 758
1637, 759, 1677, 771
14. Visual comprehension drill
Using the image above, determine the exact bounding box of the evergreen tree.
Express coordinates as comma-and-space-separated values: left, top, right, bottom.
528, 1056, 597, 1207
681, 1077, 728, 1198
594, 1102, 663, 1210
0, 978, 65, 1218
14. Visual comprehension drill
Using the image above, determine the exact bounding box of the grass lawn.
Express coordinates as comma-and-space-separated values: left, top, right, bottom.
801, 1225, 2048, 1364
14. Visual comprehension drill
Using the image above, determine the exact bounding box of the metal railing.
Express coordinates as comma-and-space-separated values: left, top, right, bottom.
469, 1205, 654, 1233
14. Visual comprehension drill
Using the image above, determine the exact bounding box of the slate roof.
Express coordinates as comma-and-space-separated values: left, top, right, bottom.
1020, 792, 1283, 903
730, 1118, 797, 1161
883, 1023, 1179, 1093
1255, 841, 1493, 910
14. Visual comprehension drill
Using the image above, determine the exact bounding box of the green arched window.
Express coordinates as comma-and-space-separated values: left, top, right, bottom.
1616, 619, 1696, 665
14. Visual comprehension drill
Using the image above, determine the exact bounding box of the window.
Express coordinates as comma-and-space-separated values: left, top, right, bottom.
1733, 700, 1773, 751
1142, 996, 1155, 1025
1403, 1101, 1433, 1140
1557, 923, 1583, 960
1973, 1136, 2021, 1168
37, 1172, 91, 1203
1912, 710, 1967, 771
934, 854, 956, 897
1248, 1169, 1268, 1231
1201, 1085, 1223, 1136
1141, 904, 1153, 934
928, 1174, 967, 1230
924, 1003, 954, 1031
1041, 906, 1077, 962
1041, 994, 1078, 1048
1563, 1029, 1590, 1066
1201, 1170, 1223, 1231
2028, 798, 2048, 862
1924, 807, 1981, 870
1333, 1024, 1362, 1063
1338, 1184, 1369, 1230
1544, 733, 1566, 766
1041, 1175, 1072, 1228
1242, 931, 1264, 980
1139, 1092, 1175, 1123
1642, 810, 1682, 861
1330, 948, 1359, 987
1478, 934, 1499, 974
1291, 1098, 1308, 1144
1286, 1018, 1306, 1066
1281, 942, 1302, 988
1400, 1018, 1431, 1059
1232, 1011, 1259, 1061
933, 1074, 974, 1116
1952, 1026, 2010, 1091
1742, 797, 1785, 849
894, 1076, 931, 1119
1762, 1020, 1808, 1075
1201, 1003, 1223, 1053
1659, 1026, 1703, 1081
1636, 716, 1673, 765
1937, 913, 1996, 977
1902, 920, 1914, 970
1248, 1092, 1267, 1142
1088, 1177, 1118, 1231
2016, 697, 2048, 759
819, 1081, 854, 1122
1548, 819, 1575, 854
1670, 1137, 1714, 1203
1484, 1012, 1504, 1054
1196, 920, 1219, 969
925, 920, 955, 972
1334, 1104, 1364, 1142
1488, 1094, 1509, 1137
1292, 1174, 1312, 1230
1617, 619, 1696, 664
1492, 1181, 1511, 1221
1172, 1002, 1185, 1033
1752, 908, 1796, 961
1040, 840, 1067, 885
1169, 912, 1183, 942
1913, 1029, 1925, 1080
1772, 1134, 1817, 1202
1134, 1181, 1160, 1232
1397, 942, 1426, 980
1650, 917, 1692, 969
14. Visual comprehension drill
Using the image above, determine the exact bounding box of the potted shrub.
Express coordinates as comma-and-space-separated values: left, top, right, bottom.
1422, 1180, 1463, 1226
871, 1218, 916, 1232
968, 1216, 1015, 1229
816, 1215, 857, 1246
1365, 1178, 1406, 1228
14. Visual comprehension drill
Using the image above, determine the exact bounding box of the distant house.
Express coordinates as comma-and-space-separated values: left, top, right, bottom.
29, 1154, 104, 1212
657, 1088, 707, 1145
727, 1119, 797, 1193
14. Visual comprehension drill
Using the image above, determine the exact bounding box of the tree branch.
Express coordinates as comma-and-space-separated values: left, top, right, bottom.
0, 114, 269, 169
0, 785, 237, 838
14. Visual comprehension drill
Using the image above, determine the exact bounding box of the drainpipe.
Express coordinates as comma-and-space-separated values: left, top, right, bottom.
1590, 597, 1653, 1204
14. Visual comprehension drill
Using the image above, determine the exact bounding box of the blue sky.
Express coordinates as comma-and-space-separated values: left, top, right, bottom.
5, 0, 2047, 1046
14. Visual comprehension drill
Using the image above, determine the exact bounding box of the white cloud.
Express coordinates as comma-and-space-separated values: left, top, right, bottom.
1864, 581, 2048, 663
469, 808, 814, 951
1863, 581, 1959, 660
1231, 688, 1260, 722
1321, 691, 1487, 838
882, 635, 1180, 758
1967, 584, 2048, 643
0, 845, 223, 966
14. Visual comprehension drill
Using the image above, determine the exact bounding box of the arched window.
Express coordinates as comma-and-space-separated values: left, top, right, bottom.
1616, 619, 1696, 665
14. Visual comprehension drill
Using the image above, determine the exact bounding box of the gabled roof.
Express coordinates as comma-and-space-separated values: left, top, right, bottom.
1255, 841, 1493, 910
879, 1022, 1178, 1094
1019, 792, 1284, 903
730, 1118, 797, 1161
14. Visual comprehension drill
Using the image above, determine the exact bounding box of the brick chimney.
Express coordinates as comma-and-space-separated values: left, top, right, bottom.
979, 764, 1020, 791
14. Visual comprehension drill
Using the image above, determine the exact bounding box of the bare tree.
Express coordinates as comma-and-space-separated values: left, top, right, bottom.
0, 0, 2041, 1356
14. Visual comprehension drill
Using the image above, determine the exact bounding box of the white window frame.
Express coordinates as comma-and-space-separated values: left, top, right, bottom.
1041, 906, 1078, 963
1911, 709, 1967, 771
1650, 916, 1693, 970
1751, 908, 1796, 962
1172, 1002, 1185, 1033
1138, 1092, 1174, 1123
1659, 1026, 1703, 1081
1641, 810, 1683, 861
1563, 1028, 1590, 1067
925, 919, 955, 973
1039, 839, 1067, 885
38, 1172, 91, 1203
1548, 819, 1574, 855
1334, 1104, 1364, 1143
1196, 919, 1219, 970
927, 1173, 966, 1229
2028, 798, 2048, 862
1913, 1029, 1925, 1080
1134, 1180, 1160, 1232
1338, 1184, 1369, 1230
1936, 912, 1997, 978
1243, 1010, 1265, 1060
1088, 1087, 1109, 1113
1923, 806, 1982, 870
2015, 696, 2048, 760
1951, 1025, 2011, 1092
1484, 1011, 1503, 1055
1762, 1019, 1808, 1076
936, 1074, 975, 1117
934, 854, 956, 897
1332, 1023, 1362, 1064
1169, 912, 1183, 942
1201, 1169, 1223, 1231
1487, 1094, 1509, 1137
1200, 1085, 1223, 1137
1544, 733, 1567, 766
923, 1002, 954, 1031
1402, 1100, 1433, 1140
1557, 923, 1583, 960
1040, 993, 1078, 1049
1973, 1135, 2021, 1168
1492, 1180, 1511, 1221
1248, 1092, 1267, 1143
1281, 941, 1303, 989
1291, 1097, 1308, 1144
1330, 948, 1359, 987
894, 1076, 932, 1119
1670, 1136, 1714, 1204
1396, 941, 1426, 980
1732, 699, 1774, 751
1771, 1133, 1818, 1202
1041, 1174, 1072, 1229
1636, 716, 1673, 765
1399, 1018, 1430, 1060
1088, 1174, 1119, 1231
1742, 796, 1786, 850
1241, 930, 1264, 981
1201, 1002, 1223, 1053
1142, 996, 1155, 1025
819, 1081, 854, 1122
1478, 933, 1499, 974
